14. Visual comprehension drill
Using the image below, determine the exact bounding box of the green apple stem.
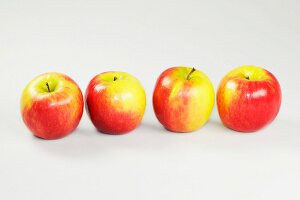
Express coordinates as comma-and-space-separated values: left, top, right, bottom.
46, 82, 51, 92
187, 67, 196, 80
114, 76, 117, 81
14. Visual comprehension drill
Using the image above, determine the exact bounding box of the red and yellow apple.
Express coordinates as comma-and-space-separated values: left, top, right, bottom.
217, 65, 281, 132
21, 72, 84, 139
153, 67, 215, 132
85, 71, 146, 134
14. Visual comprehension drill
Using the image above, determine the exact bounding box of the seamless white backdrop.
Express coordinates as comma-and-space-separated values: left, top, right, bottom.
0, 0, 299, 200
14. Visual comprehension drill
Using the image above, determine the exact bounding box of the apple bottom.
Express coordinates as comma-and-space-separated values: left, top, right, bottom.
220, 111, 279, 133
163, 126, 194, 133
88, 109, 142, 134
220, 114, 273, 133
157, 111, 205, 133
153, 92, 206, 133
22, 104, 82, 140
219, 98, 280, 133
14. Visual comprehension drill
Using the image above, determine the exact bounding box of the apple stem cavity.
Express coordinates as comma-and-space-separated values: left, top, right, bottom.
187, 67, 196, 80
46, 82, 51, 92
245, 76, 250, 80
114, 76, 117, 81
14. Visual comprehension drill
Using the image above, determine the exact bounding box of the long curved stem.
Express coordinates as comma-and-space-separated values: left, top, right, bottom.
187, 67, 196, 80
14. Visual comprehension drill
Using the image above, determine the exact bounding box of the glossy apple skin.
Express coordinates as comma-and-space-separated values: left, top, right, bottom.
153, 67, 215, 132
85, 71, 146, 134
21, 73, 84, 139
217, 66, 281, 132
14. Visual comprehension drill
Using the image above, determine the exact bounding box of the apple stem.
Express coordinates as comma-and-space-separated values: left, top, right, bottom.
187, 67, 196, 80
46, 82, 51, 92
114, 76, 117, 81
245, 76, 250, 80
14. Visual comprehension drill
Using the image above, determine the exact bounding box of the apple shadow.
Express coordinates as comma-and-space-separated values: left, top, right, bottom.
204, 118, 240, 135
139, 121, 167, 133
207, 119, 227, 130
32, 118, 272, 158
30, 121, 174, 158
30, 126, 112, 158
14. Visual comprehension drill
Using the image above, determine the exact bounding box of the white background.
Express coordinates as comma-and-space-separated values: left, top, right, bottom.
0, 0, 299, 199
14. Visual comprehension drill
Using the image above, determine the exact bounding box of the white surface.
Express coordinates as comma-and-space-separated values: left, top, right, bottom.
1, 0, 300, 199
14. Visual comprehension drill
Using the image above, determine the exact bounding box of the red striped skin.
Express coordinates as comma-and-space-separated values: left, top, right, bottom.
217, 70, 281, 132
153, 87, 191, 132
85, 87, 141, 134
22, 95, 83, 139
153, 68, 190, 132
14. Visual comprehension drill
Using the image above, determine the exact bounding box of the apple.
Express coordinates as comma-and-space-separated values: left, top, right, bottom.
153, 66, 215, 132
21, 72, 84, 139
217, 65, 282, 132
85, 71, 146, 134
